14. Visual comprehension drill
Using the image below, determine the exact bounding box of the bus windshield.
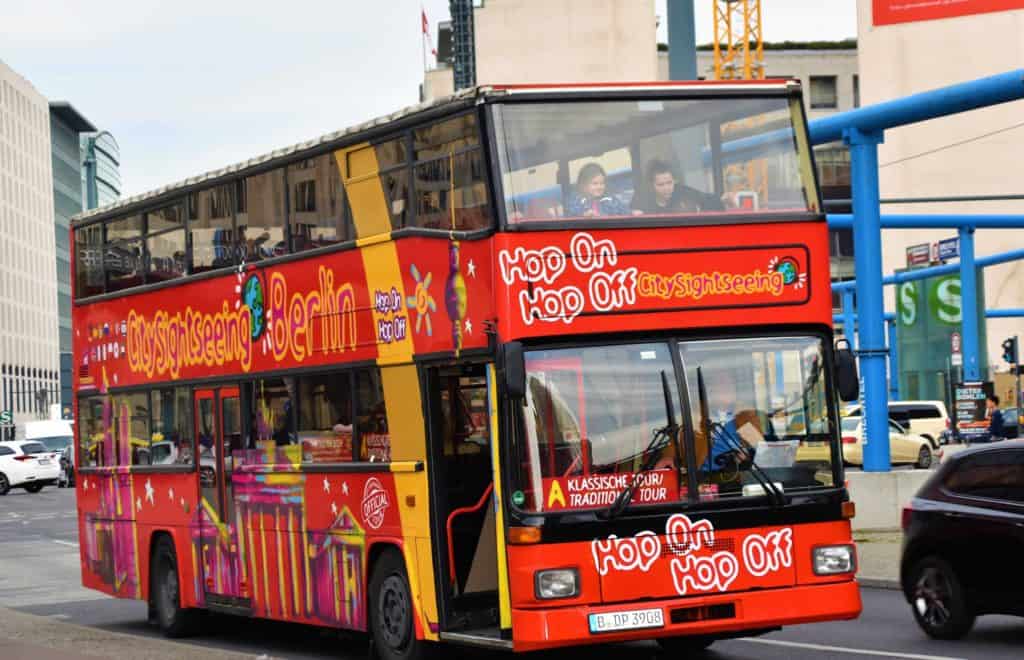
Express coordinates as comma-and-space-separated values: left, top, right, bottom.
514, 336, 836, 513
492, 95, 817, 223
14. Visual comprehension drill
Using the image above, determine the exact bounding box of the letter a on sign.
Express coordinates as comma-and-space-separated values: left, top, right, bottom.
547, 480, 566, 508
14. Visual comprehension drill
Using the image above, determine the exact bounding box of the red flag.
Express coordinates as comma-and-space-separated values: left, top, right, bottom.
422, 9, 429, 35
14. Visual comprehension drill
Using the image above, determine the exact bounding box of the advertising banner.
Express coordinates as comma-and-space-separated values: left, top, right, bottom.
954, 381, 992, 441
874, 0, 1024, 26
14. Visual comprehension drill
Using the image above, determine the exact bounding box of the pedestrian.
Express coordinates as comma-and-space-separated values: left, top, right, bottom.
986, 393, 1004, 442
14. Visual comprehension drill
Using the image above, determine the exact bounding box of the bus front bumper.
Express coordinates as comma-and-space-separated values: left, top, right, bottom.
511, 578, 861, 651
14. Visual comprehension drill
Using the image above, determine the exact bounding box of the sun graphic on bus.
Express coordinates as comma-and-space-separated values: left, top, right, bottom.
406, 264, 437, 336
768, 256, 807, 289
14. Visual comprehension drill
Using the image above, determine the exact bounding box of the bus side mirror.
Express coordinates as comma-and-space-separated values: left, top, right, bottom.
504, 341, 526, 400
835, 339, 859, 402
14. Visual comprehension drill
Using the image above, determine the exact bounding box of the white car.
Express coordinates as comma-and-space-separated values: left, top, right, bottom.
845, 400, 950, 449
0, 441, 61, 495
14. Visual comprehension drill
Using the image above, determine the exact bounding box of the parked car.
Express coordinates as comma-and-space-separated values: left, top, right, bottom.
846, 401, 949, 449
998, 407, 1022, 439
837, 416, 934, 468
0, 440, 61, 495
900, 441, 1024, 639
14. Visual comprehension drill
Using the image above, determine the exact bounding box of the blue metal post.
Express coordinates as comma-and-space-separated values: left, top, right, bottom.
845, 127, 890, 471
959, 227, 980, 381
841, 289, 857, 350
666, 0, 697, 80
987, 309, 1024, 318
887, 318, 900, 401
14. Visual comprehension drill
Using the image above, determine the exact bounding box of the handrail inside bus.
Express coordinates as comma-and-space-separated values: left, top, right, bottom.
445, 482, 495, 589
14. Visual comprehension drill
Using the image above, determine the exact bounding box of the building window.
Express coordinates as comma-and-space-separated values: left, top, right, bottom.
236, 168, 287, 262
145, 201, 187, 283
810, 76, 838, 110
188, 183, 236, 273
288, 153, 352, 251
412, 113, 491, 231
814, 145, 851, 187
853, 74, 860, 109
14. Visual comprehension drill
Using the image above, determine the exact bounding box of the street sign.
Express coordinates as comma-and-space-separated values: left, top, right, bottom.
0, 410, 10, 425
951, 331, 962, 354
951, 353, 963, 366
906, 243, 931, 267
937, 237, 960, 261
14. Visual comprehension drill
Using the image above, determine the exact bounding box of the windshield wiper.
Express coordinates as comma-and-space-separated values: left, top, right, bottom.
696, 366, 785, 507
601, 371, 678, 520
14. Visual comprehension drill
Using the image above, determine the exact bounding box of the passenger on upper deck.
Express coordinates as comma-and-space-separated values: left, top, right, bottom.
565, 163, 634, 218
634, 160, 725, 215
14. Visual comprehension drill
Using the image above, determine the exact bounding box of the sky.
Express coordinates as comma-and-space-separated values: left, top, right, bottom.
3, 1, 856, 198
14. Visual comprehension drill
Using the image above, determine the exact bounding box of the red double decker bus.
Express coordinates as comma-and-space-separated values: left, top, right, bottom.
71, 79, 861, 657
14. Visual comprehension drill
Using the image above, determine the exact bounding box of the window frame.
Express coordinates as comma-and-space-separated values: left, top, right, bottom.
809, 75, 839, 110
485, 90, 823, 232
941, 449, 1024, 507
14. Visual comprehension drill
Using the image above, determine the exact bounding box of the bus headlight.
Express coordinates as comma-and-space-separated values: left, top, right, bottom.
813, 545, 856, 575
535, 568, 579, 599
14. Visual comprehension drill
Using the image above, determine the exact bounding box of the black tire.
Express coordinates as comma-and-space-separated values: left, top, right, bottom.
369, 549, 430, 660
915, 445, 933, 470
0, 473, 9, 496
151, 536, 201, 638
908, 556, 974, 640
24, 483, 44, 493
656, 635, 715, 654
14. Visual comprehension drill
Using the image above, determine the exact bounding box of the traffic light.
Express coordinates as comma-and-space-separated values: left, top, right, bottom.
1002, 336, 1019, 364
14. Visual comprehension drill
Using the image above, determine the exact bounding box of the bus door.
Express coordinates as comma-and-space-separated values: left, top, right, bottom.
425, 363, 502, 635
193, 386, 246, 606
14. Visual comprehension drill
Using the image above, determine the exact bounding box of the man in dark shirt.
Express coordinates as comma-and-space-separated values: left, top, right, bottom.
987, 394, 1005, 442
634, 160, 725, 214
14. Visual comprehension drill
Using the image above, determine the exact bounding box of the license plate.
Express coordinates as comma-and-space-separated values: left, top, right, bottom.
588, 608, 664, 634
38, 459, 50, 465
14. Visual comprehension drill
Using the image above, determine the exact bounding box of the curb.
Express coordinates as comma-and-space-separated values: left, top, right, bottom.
858, 576, 901, 590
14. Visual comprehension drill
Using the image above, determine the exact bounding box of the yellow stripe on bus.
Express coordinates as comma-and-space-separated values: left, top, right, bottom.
487, 364, 512, 630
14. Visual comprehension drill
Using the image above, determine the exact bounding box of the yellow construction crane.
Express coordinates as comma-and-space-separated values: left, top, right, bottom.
713, 0, 764, 80
713, 0, 766, 200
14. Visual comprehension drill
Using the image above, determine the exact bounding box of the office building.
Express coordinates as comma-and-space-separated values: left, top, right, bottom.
0, 60, 61, 437
51, 102, 100, 417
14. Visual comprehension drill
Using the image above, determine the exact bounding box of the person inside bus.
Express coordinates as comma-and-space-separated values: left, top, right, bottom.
634, 160, 726, 215
565, 163, 635, 218
696, 368, 766, 476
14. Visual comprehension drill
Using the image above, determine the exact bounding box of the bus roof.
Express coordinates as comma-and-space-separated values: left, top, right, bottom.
71, 79, 797, 227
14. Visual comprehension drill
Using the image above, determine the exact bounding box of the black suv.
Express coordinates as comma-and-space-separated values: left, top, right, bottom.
900, 441, 1024, 639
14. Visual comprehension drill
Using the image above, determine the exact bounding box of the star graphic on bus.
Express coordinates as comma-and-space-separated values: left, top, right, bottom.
406, 264, 437, 337
145, 478, 154, 505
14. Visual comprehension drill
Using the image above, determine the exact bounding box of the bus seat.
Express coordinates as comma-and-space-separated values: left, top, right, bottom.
463, 499, 498, 594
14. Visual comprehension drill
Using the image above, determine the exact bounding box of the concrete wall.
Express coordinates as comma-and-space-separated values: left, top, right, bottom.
847, 469, 933, 531
856, 0, 1024, 376
659, 49, 860, 118
474, 0, 656, 86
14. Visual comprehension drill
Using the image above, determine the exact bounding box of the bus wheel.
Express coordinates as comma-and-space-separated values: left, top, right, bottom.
152, 536, 200, 638
656, 635, 715, 654
369, 549, 429, 660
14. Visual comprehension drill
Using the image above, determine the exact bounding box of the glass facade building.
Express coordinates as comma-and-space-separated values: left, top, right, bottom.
49, 104, 121, 417
81, 131, 121, 209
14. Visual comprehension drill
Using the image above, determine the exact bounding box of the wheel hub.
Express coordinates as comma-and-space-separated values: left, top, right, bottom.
378, 575, 411, 649
914, 568, 951, 628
